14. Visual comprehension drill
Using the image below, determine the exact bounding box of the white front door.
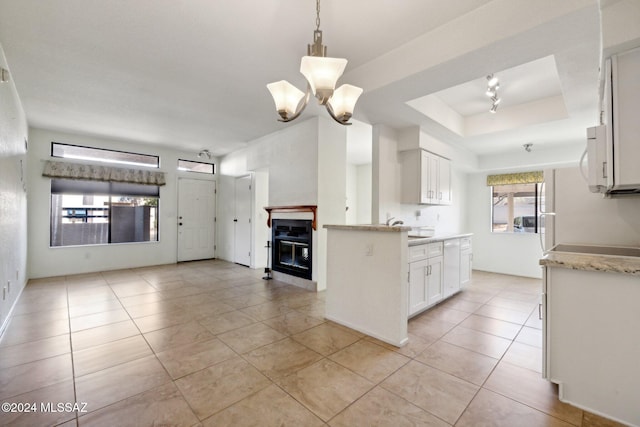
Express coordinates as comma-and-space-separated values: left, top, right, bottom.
234, 175, 252, 266
177, 178, 216, 262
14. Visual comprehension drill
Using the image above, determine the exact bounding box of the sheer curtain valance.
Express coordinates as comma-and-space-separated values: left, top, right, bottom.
42, 160, 166, 186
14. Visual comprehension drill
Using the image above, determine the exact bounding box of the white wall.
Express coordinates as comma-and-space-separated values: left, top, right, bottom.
356, 164, 372, 224
0, 45, 28, 333
346, 163, 373, 225
372, 124, 401, 225
316, 117, 347, 291
27, 128, 218, 278
252, 169, 270, 269
222, 118, 319, 206
466, 171, 544, 278
346, 164, 358, 224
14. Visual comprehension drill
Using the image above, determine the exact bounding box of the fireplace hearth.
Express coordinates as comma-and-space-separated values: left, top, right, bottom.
271, 219, 312, 280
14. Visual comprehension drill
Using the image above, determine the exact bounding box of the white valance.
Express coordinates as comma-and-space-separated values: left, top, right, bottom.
42, 160, 166, 186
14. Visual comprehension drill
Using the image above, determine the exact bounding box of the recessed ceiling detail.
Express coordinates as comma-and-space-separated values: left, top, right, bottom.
406, 55, 568, 137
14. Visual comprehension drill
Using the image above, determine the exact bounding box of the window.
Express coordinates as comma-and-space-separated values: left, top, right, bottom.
52, 142, 159, 168
491, 183, 544, 233
178, 159, 215, 174
50, 179, 159, 246
48, 142, 163, 247
488, 171, 544, 234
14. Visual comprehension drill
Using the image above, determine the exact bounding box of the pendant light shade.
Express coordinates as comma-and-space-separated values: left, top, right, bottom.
300, 56, 347, 103
266, 80, 306, 120
327, 84, 363, 122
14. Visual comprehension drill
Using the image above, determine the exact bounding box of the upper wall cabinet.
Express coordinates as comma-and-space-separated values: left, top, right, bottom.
400, 149, 452, 205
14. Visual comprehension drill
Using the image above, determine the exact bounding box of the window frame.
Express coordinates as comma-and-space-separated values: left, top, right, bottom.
177, 159, 215, 174
490, 182, 543, 234
51, 142, 160, 168
49, 141, 162, 247
50, 180, 160, 247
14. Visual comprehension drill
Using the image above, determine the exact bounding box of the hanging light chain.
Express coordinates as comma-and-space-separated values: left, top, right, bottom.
315, 0, 321, 31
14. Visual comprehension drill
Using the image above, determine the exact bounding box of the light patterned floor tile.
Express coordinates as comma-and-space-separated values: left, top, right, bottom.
276, 359, 374, 422
202, 384, 324, 427
381, 360, 478, 424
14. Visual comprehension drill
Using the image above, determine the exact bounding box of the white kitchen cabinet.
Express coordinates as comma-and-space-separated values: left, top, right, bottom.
400, 149, 451, 205
460, 236, 472, 286
408, 242, 443, 316
408, 258, 428, 315
542, 265, 640, 426
426, 255, 443, 305
437, 157, 452, 205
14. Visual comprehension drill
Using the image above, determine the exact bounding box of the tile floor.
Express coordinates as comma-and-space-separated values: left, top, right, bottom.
0, 260, 626, 426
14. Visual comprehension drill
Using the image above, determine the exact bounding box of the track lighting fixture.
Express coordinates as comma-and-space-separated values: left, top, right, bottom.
486, 74, 501, 113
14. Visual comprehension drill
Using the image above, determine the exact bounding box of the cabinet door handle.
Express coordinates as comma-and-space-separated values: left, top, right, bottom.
538, 302, 543, 320
438, 192, 442, 200
602, 161, 607, 179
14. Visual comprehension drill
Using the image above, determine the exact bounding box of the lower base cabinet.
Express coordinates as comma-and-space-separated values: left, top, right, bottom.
409, 236, 472, 318
408, 242, 443, 317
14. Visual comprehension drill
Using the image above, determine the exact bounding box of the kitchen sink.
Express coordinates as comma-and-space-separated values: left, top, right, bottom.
551, 244, 640, 258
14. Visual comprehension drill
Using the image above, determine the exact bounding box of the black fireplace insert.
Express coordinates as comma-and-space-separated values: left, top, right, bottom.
271, 219, 312, 280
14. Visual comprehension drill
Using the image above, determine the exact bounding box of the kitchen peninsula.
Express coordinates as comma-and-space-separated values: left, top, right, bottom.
324, 224, 472, 347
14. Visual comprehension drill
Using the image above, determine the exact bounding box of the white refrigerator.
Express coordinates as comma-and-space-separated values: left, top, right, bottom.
543, 166, 640, 250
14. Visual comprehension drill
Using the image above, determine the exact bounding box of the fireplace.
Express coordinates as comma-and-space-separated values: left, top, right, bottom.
271, 219, 312, 280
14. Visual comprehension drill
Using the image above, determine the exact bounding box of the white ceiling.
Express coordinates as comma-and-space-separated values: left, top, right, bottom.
0, 0, 604, 160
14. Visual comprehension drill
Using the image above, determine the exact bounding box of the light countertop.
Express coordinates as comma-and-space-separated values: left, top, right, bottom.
540, 247, 640, 276
407, 233, 473, 246
323, 224, 412, 232
322, 225, 472, 244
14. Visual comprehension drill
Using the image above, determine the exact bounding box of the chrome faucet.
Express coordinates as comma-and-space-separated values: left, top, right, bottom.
385, 217, 404, 226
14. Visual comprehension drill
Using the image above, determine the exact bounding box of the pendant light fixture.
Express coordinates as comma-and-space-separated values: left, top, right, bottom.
266, 0, 363, 125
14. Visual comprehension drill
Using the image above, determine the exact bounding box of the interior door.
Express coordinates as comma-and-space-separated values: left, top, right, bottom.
177, 178, 216, 262
234, 175, 252, 266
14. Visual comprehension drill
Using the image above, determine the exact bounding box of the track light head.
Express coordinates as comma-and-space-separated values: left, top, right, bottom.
487, 74, 499, 88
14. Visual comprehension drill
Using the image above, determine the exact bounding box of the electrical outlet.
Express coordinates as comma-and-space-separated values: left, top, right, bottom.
365, 244, 374, 256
